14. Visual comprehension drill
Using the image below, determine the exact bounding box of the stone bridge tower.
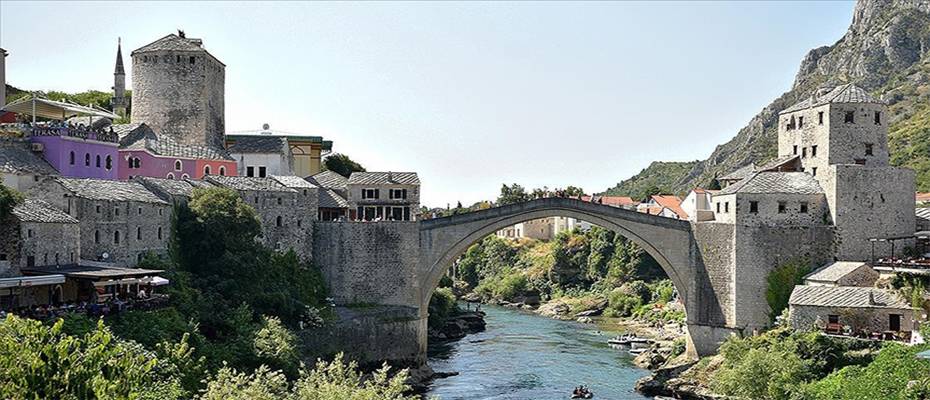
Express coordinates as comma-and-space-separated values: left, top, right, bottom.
130, 31, 226, 149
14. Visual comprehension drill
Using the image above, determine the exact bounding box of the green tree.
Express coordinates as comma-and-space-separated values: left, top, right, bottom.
322, 153, 366, 178
766, 258, 813, 321
497, 183, 530, 205
0, 184, 24, 219
253, 316, 299, 375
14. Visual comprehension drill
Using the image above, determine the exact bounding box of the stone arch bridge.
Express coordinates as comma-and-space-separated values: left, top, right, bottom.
312, 197, 763, 365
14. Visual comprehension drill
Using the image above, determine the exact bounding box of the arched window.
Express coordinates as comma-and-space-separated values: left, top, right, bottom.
96, 155, 101, 168
219, 166, 226, 176
276, 216, 282, 227
181, 174, 189, 179
69, 152, 75, 165
167, 173, 175, 180
203, 165, 211, 175
175, 160, 182, 171
127, 157, 133, 169
105, 155, 112, 170
94, 230, 100, 244
114, 231, 120, 244
85, 153, 90, 166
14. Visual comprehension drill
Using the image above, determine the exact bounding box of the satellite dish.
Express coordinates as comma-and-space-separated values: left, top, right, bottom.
102, 252, 110, 260
262, 123, 270, 130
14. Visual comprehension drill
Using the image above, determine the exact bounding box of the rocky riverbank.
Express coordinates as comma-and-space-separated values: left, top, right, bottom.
427, 310, 487, 342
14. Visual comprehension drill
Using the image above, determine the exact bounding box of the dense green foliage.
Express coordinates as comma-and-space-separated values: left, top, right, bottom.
427, 287, 460, 328
497, 183, 531, 205
322, 153, 366, 178
603, 161, 697, 199
766, 258, 813, 321
0, 184, 24, 220
800, 343, 930, 400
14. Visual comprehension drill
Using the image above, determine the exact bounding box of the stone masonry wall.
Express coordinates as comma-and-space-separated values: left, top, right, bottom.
313, 222, 420, 307
240, 189, 315, 260
790, 304, 915, 333
72, 199, 171, 266
733, 224, 835, 330
298, 305, 425, 367
0, 215, 20, 277
19, 221, 80, 268
691, 222, 735, 326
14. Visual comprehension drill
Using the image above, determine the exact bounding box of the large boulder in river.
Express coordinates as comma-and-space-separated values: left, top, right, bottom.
537, 301, 571, 319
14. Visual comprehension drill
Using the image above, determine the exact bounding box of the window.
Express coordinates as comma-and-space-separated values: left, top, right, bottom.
246, 166, 255, 177
362, 189, 380, 199
724, 202, 729, 213
844, 110, 855, 123
802, 147, 807, 158
389, 189, 407, 199
297, 219, 302, 228
96, 205, 101, 213
189, 56, 195, 64
716, 202, 721, 213
105, 155, 112, 170
115, 207, 119, 216
175, 160, 183, 171
69, 151, 75, 165
855, 158, 866, 165
94, 230, 100, 244
818, 111, 824, 125
828, 314, 839, 324
157, 227, 163, 240
749, 201, 758, 214
138, 207, 142, 215
800, 202, 809, 214
181, 174, 189, 179
276, 216, 282, 227
811, 145, 817, 157
787, 116, 796, 130
0, 254, 6, 261
889, 314, 901, 331
258, 166, 267, 178
176, 55, 181, 63
778, 201, 787, 214
167, 173, 175, 179
158, 209, 163, 216
865, 143, 874, 156
874, 111, 881, 125
219, 166, 226, 176
114, 231, 120, 244
133, 157, 141, 168
137, 227, 142, 240
85, 153, 90, 166
793, 145, 798, 155
204, 165, 211, 175
798, 116, 804, 128
812, 167, 817, 176
27, 229, 33, 238
277, 197, 282, 205
96, 155, 101, 168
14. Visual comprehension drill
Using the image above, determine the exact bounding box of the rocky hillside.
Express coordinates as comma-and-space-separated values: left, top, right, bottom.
605, 0, 930, 196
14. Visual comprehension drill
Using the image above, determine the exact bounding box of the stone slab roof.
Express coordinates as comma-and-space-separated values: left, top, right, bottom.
348, 171, 419, 186
272, 175, 316, 189
13, 198, 78, 224
803, 261, 872, 283
206, 175, 296, 193
119, 125, 232, 160
0, 140, 58, 175
111, 123, 143, 138
758, 156, 800, 172
308, 170, 348, 190
132, 33, 204, 53
719, 164, 755, 182
782, 84, 883, 114
55, 177, 167, 204
135, 176, 203, 198
789, 285, 911, 309
227, 136, 287, 154
319, 188, 349, 209
719, 172, 823, 195
917, 207, 930, 222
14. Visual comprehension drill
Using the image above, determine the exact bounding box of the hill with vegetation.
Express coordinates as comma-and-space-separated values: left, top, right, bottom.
604, 0, 930, 196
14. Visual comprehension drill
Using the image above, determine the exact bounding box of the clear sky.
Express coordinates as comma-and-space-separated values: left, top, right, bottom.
0, 1, 854, 207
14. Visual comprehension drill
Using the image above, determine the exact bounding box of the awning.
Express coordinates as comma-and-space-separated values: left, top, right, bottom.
92, 278, 140, 287
140, 276, 170, 286
0, 274, 65, 289
1, 95, 119, 120
918, 350, 930, 360
23, 262, 164, 280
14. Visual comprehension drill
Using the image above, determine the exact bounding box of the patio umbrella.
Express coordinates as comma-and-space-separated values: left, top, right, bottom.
917, 350, 930, 360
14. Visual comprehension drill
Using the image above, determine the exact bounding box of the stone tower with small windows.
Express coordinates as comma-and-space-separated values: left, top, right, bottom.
112, 38, 127, 116
130, 31, 226, 149
777, 84, 915, 260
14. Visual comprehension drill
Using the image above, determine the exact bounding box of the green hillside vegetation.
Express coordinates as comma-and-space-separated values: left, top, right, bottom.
603, 161, 699, 198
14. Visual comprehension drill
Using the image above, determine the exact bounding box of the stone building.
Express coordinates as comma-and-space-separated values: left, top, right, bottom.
638, 195, 688, 220
711, 172, 828, 226
130, 31, 225, 149
0, 138, 58, 191
803, 261, 879, 287
495, 216, 577, 240
133, 176, 212, 205
308, 170, 350, 221
681, 188, 718, 222
777, 84, 915, 260
28, 125, 120, 180
205, 175, 315, 260
226, 124, 333, 178
27, 177, 172, 266
0, 198, 80, 277
116, 123, 236, 180
346, 172, 420, 221
788, 285, 915, 335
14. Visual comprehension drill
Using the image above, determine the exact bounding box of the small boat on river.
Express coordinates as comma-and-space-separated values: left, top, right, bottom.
629, 337, 653, 350
607, 333, 634, 347
570, 386, 594, 399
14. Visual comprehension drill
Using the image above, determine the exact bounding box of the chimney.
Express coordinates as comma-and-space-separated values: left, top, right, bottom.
388, 171, 393, 183
868, 291, 877, 306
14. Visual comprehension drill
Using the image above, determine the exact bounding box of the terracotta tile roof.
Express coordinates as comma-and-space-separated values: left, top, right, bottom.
782, 84, 883, 114
917, 193, 930, 202
719, 172, 823, 196
789, 285, 910, 309
803, 261, 872, 284
13, 198, 78, 224
650, 195, 688, 219
55, 178, 167, 204
348, 171, 419, 186
307, 171, 348, 190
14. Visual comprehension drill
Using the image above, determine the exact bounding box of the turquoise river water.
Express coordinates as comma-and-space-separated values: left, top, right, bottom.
425, 304, 651, 400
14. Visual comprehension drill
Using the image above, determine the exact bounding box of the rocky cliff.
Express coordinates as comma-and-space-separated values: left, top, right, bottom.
605, 0, 930, 196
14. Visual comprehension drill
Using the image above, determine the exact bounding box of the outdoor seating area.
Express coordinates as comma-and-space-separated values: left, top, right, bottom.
25, 122, 119, 143
0, 294, 170, 321
822, 325, 912, 343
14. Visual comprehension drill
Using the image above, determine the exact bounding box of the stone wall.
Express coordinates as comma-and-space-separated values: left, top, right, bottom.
789, 304, 915, 333
313, 222, 420, 307
0, 215, 20, 277
691, 222, 735, 326
131, 49, 225, 149
713, 193, 829, 226
240, 188, 315, 260
298, 306, 425, 367
733, 224, 835, 329
19, 221, 80, 269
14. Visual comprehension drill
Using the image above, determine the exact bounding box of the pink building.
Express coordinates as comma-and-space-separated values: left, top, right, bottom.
115, 123, 236, 181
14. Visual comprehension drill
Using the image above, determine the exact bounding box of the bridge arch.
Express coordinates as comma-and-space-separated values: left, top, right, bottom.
417, 198, 699, 332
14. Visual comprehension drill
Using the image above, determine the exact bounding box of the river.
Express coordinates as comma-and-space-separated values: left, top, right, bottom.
425, 304, 651, 400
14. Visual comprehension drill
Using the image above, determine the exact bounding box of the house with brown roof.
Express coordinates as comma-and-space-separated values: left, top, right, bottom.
637, 195, 688, 220
681, 188, 719, 222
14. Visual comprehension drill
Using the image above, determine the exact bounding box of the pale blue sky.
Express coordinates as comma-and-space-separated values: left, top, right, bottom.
1, 1, 854, 207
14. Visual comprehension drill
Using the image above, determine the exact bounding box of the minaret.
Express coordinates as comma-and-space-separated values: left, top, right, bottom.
112, 38, 127, 116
